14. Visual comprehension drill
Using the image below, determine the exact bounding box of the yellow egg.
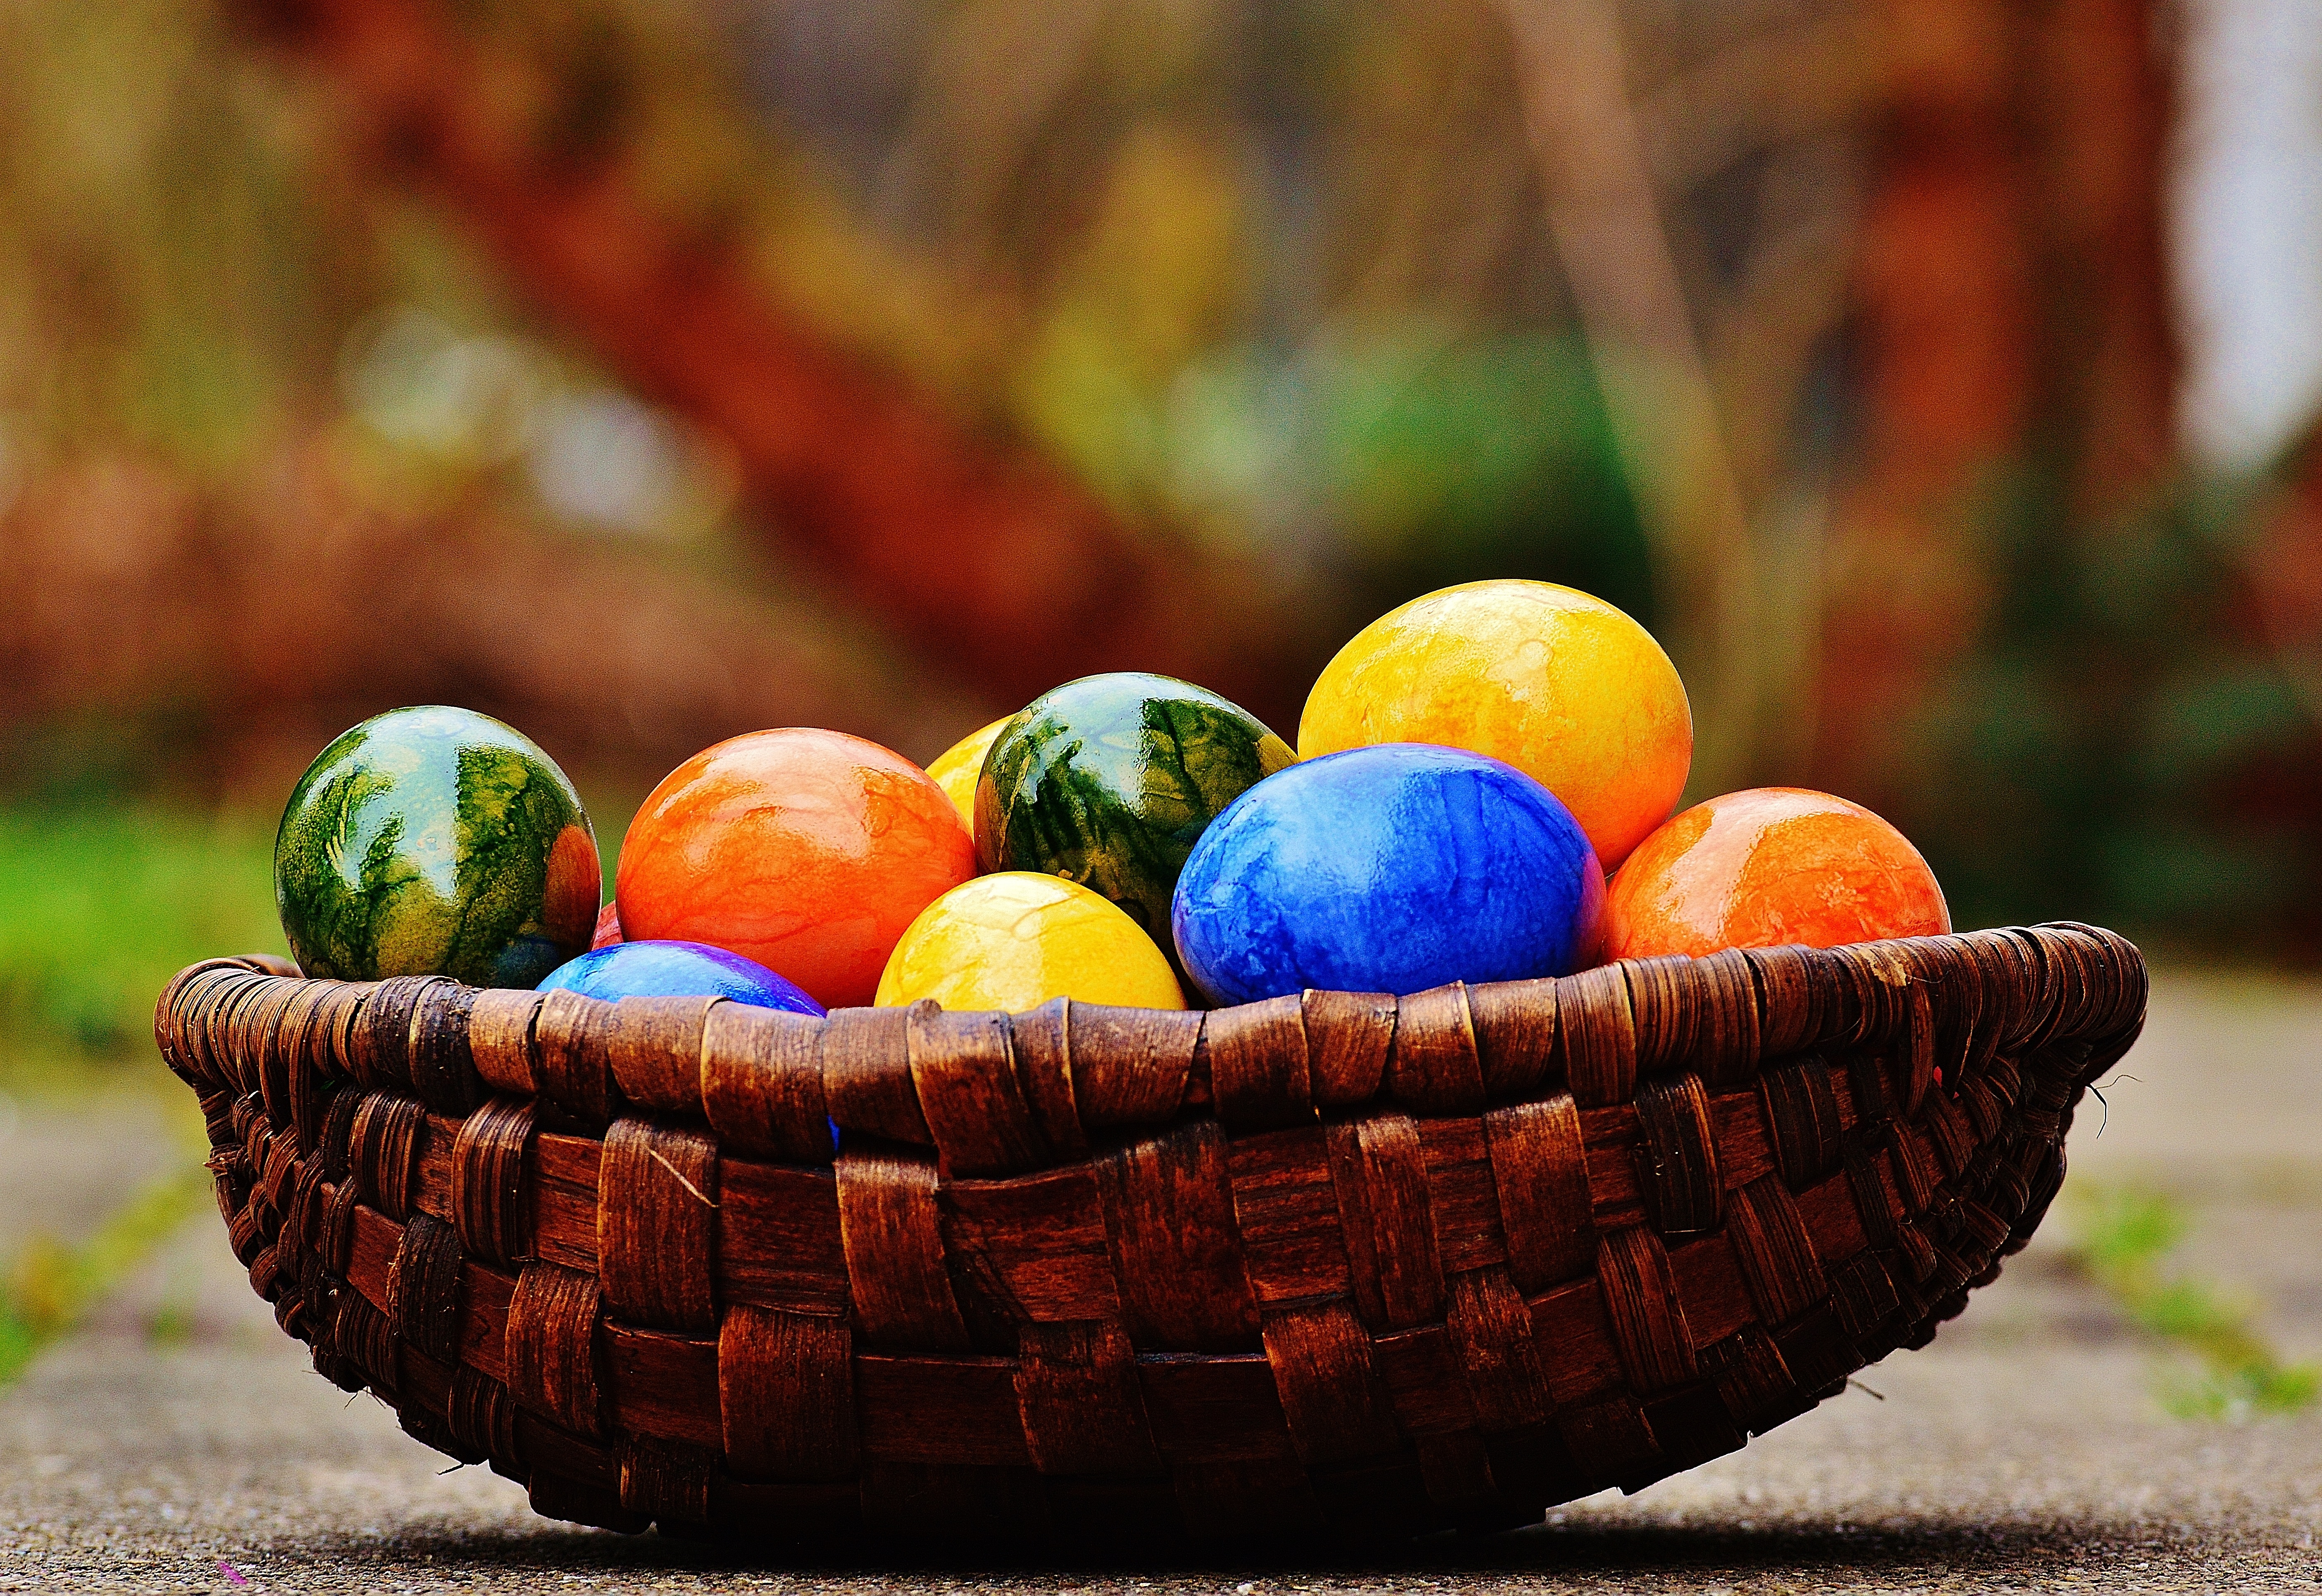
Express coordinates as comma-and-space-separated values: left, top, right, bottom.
874, 872, 1186, 1012
925, 715, 1014, 832
1297, 580, 1692, 869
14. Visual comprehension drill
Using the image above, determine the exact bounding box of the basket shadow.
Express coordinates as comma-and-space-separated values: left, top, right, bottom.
283, 1513, 2113, 1583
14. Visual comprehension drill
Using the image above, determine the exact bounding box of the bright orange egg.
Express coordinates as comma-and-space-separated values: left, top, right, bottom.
1297, 580, 1691, 868
615, 728, 977, 1009
1600, 787, 1950, 960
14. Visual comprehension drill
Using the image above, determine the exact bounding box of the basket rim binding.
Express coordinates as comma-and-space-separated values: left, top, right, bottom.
156, 922, 2147, 1546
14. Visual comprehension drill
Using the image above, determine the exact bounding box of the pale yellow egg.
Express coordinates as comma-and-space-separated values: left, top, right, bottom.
925, 715, 1014, 833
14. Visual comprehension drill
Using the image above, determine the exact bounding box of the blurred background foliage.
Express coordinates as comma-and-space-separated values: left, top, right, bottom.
0, 0, 2317, 1076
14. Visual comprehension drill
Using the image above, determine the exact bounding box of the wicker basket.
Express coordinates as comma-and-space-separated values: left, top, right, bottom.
155, 923, 2144, 1546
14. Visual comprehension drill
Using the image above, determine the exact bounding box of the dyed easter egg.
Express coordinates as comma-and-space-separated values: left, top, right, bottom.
539, 939, 825, 1015
1601, 787, 1950, 960
615, 728, 976, 1010
1297, 580, 1690, 869
1171, 743, 1603, 1006
976, 674, 1295, 963
926, 715, 1013, 831
591, 900, 624, 950
875, 872, 1185, 1013
274, 705, 597, 988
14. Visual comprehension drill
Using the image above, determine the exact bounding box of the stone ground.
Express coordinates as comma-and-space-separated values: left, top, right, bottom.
2, 973, 2317, 1594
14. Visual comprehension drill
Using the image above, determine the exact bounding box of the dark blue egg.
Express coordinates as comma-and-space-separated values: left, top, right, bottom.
1170, 743, 1604, 1005
538, 939, 827, 1016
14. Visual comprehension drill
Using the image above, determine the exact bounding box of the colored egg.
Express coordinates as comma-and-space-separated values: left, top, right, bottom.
875, 872, 1185, 1012
1171, 743, 1604, 1006
538, 939, 825, 1015
1297, 580, 1691, 869
976, 673, 1295, 967
615, 727, 975, 1010
274, 705, 598, 988
1600, 787, 1950, 960
926, 715, 1013, 831
591, 900, 624, 950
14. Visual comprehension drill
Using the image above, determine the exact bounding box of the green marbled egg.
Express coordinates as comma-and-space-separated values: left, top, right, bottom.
274, 706, 598, 989
974, 673, 1294, 972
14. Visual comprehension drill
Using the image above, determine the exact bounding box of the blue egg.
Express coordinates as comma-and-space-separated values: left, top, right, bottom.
538, 940, 827, 1016
1170, 744, 1604, 1005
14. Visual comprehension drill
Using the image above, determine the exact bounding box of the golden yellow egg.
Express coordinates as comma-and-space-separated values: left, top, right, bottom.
925, 715, 1014, 832
1297, 579, 1692, 869
874, 871, 1185, 1012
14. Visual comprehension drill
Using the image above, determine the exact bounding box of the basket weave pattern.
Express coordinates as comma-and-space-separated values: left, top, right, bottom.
156, 924, 2144, 1544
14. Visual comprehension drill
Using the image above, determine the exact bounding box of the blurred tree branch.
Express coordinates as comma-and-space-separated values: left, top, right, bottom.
226, 0, 1306, 725
0, 440, 960, 791
1632, 8, 1886, 193
1499, 0, 1764, 792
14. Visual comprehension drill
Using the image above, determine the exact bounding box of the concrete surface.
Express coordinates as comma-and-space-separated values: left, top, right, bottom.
2, 972, 2317, 1594
0, 1086, 186, 1253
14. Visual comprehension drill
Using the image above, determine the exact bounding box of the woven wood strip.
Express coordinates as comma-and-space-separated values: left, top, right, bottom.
1466, 978, 1557, 1099
836, 1149, 970, 1350
1003, 1002, 1091, 1159
450, 1096, 535, 1268
158, 925, 2143, 1545
1058, 1003, 1200, 1127
1387, 985, 1483, 1116
1204, 996, 1313, 1130
700, 1004, 834, 1163
1483, 1094, 1593, 1291
1327, 1112, 1445, 1332
600, 1120, 719, 1332
1557, 966, 1638, 1107
1098, 1122, 1259, 1351
1635, 1073, 1721, 1236
911, 1006, 1049, 1177
505, 1263, 608, 1440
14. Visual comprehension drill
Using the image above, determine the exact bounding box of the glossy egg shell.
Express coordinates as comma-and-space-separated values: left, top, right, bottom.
926, 716, 1013, 831
975, 673, 1294, 968
1297, 579, 1691, 869
615, 728, 976, 1010
538, 939, 825, 1015
875, 872, 1185, 1013
1601, 787, 1950, 959
1171, 743, 1604, 1006
274, 705, 598, 989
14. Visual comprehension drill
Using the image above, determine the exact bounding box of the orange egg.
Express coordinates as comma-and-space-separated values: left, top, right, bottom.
615, 728, 976, 1008
1297, 580, 1691, 868
1600, 787, 1950, 960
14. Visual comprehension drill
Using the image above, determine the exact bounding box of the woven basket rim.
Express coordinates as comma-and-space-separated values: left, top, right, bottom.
159, 921, 2150, 1173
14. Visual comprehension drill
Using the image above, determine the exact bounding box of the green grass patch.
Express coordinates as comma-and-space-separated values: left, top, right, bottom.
2069, 1184, 2320, 1420
0, 1165, 213, 1385
0, 806, 282, 1081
